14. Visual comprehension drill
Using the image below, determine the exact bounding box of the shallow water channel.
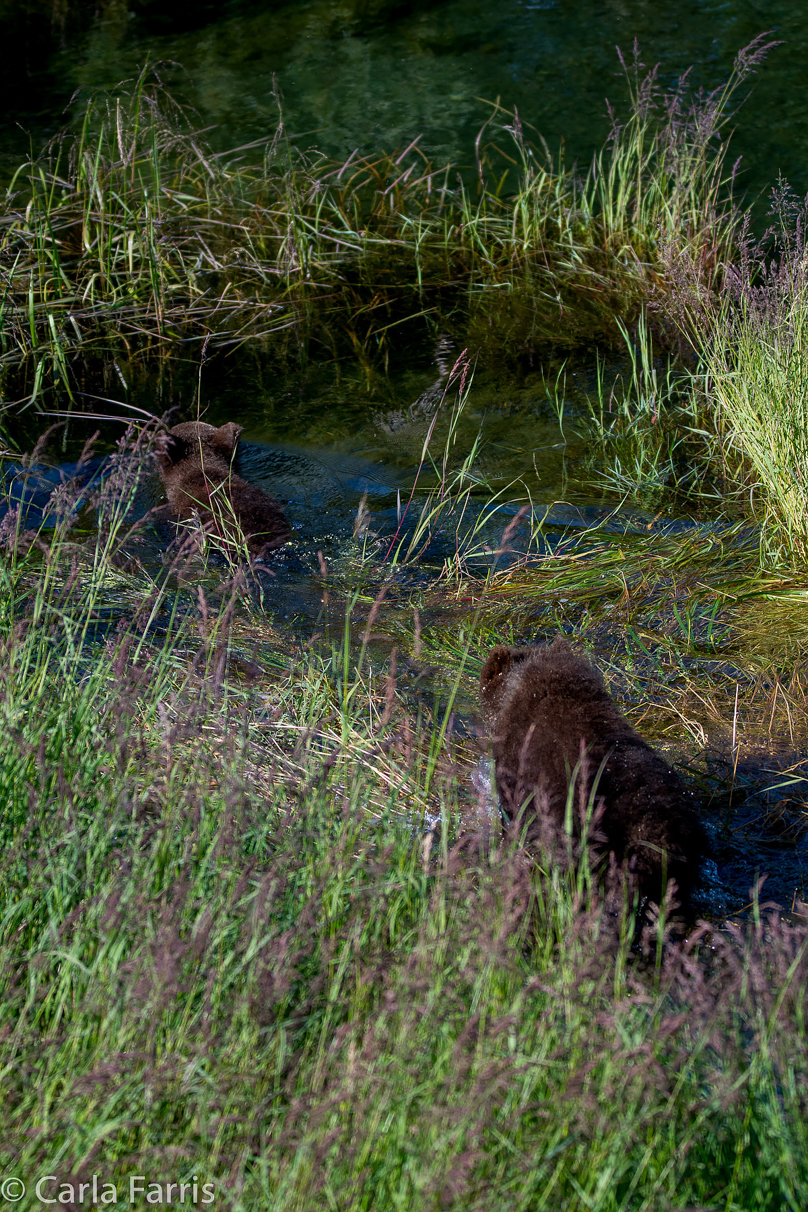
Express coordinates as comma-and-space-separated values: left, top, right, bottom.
7, 338, 807, 925
2, 0, 808, 919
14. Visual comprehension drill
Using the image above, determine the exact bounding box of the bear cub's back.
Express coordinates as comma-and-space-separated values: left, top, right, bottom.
480, 637, 707, 905
157, 421, 291, 558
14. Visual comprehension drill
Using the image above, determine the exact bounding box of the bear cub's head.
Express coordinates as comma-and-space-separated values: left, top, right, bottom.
157, 421, 242, 477
156, 420, 291, 559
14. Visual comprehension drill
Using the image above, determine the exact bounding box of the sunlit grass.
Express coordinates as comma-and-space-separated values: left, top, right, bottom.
686, 223, 808, 567
1, 436, 808, 1208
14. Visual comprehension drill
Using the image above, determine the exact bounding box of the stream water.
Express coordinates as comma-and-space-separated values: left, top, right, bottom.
1, 0, 807, 916
4, 0, 808, 204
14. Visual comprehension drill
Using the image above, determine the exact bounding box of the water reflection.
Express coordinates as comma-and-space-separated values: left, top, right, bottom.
2, 0, 807, 214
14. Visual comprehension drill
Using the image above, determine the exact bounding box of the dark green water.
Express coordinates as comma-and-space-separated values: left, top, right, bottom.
3, 0, 808, 209
5, 0, 806, 495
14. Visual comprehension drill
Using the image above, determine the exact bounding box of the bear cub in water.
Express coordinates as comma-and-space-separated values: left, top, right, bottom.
157, 421, 291, 559
480, 638, 707, 906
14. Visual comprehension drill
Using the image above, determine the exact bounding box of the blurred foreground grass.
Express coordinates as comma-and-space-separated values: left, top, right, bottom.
1, 422, 807, 1210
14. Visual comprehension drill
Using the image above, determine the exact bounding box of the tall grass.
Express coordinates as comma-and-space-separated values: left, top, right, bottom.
0, 40, 770, 417
683, 198, 808, 565
1, 427, 807, 1209
581, 309, 720, 508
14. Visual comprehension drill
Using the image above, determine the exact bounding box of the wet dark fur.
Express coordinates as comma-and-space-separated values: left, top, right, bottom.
480, 638, 707, 905
157, 421, 291, 559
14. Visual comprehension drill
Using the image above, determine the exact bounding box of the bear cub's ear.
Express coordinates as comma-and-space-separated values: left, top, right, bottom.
156, 432, 189, 466
211, 422, 243, 455
480, 645, 514, 697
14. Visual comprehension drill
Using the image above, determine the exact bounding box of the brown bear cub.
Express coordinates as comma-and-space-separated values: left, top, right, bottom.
157, 421, 291, 559
480, 638, 706, 907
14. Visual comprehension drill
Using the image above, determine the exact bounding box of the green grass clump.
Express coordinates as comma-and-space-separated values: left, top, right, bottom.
585, 187, 808, 568
580, 309, 720, 509
683, 209, 808, 567
1, 431, 808, 1210
0, 39, 769, 417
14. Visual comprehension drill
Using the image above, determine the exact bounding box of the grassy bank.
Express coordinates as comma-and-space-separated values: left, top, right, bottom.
5, 36, 808, 569
0, 40, 769, 411
1, 427, 808, 1209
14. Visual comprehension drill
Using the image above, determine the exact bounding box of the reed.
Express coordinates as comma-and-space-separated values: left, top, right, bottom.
0, 40, 769, 419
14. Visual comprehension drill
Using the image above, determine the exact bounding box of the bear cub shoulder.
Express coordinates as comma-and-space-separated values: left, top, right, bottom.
157, 421, 291, 559
480, 637, 707, 906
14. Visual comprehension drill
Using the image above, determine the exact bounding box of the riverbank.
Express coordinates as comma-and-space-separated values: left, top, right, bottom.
1, 40, 808, 1207
0, 450, 807, 1206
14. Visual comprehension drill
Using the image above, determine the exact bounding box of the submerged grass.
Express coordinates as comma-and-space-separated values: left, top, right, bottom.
390, 513, 808, 732
2, 429, 808, 1208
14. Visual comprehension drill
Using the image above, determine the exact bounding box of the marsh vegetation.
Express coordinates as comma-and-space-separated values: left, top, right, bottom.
1, 30, 807, 1210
